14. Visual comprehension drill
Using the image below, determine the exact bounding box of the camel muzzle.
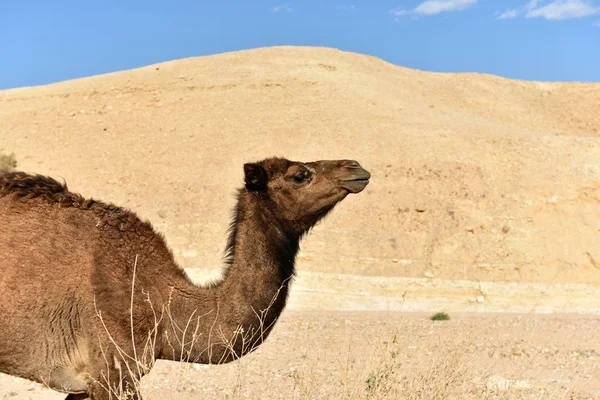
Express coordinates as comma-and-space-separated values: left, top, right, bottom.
339, 161, 371, 193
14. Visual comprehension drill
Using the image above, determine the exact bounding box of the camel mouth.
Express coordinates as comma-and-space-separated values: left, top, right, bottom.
340, 170, 371, 193
343, 179, 370, 193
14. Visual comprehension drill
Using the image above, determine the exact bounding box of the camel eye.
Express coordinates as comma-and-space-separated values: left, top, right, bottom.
293, 173, 308, 183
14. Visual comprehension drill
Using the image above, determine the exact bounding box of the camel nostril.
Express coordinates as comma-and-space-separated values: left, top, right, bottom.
344, 160, 362, 169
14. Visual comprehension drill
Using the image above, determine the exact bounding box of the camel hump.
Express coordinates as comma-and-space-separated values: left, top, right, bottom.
0, 171, 78, 203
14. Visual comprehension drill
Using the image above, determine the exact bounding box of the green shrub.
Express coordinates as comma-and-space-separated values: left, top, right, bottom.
430, 312, 450, 321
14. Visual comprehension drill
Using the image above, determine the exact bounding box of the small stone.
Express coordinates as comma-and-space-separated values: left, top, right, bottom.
424, 271, 434, 278
182, 249, 198, 258
486, 375, 510, 391
476, 295, 485, 303
486, 375, 530, 391
547, 194, 559, 204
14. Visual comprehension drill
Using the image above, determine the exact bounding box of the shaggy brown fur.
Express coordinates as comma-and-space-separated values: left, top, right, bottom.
0, 157, 370, 399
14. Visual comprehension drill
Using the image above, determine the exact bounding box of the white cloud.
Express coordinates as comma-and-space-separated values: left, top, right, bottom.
415, 0, 477, 15
497, 0, 599, 20
498, 9, 520, 19
390, 9, 409, 17
496, 0, 540, 19
271, 4, 293, 13
392, 0, 476, 18
594, 18, 600, 24
525, 0, 599, 20
525, 0, 542, 10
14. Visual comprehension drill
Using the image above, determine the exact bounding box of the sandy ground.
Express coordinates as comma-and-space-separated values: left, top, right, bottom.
1, 312, 599, 399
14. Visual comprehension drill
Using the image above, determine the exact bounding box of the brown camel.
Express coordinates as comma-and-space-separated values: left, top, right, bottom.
0, 157, 370, 399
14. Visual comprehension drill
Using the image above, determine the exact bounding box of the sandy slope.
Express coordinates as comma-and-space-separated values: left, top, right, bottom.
1, 46, 600, 312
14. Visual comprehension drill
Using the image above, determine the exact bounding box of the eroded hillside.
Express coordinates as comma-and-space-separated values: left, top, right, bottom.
2, 46, 600, 312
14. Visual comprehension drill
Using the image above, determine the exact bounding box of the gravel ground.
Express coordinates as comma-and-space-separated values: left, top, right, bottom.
1, 311, 599, 399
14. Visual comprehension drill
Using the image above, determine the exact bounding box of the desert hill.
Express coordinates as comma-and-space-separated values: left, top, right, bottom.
2, 46, 600, 313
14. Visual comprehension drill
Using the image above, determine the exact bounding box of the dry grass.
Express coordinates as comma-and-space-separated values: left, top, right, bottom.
86, 256, 295, 399
0, 150, 17, 173
1, 310, 599, 399
134, 312, 597, 400
3, 248, 591, 399
1, 261, 593, 399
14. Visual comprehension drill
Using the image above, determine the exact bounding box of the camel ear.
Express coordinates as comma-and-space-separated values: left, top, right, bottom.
244, 163, 267, 191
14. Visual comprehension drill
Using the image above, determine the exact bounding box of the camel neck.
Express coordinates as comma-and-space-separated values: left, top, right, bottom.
216, 192, 299, 322
162, 191, 300, 363
224, 192, 299, 286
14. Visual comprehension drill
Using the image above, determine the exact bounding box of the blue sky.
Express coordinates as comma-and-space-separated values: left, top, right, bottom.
1, 0, 599, 89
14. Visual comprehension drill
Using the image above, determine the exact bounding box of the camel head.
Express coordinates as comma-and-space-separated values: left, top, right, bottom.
243, 157, 370, 233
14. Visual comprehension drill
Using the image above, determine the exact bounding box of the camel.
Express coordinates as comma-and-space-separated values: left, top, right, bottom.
0, 157, 370, 399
